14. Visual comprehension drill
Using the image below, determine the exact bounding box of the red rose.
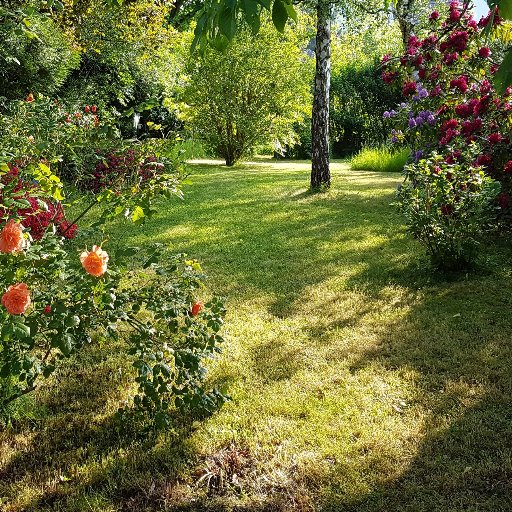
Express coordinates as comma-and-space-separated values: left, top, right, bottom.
191, 301, 203, 316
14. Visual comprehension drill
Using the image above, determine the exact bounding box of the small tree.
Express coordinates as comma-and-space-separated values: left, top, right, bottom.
181, 20, 312, 166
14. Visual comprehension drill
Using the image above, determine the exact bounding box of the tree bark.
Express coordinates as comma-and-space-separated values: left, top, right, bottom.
310, 0, 331, 190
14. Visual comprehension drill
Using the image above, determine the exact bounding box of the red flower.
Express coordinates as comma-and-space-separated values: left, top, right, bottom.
473, 95, 490, 116
478, 47, 491, 58
475, 154, 492, 168
429, 10, 440, 21
430, 85, 442, 97
443, 53, 459, 65
480, 80, 493, 94
44, 305, 52, 314
455, 102, 472, 118
450, 76, 468, 93
504, 161, 512, 174
84, 105, 90, 113
487, 132, 504, 144
441, 119, 459, 131
498, 193, 511, 209
382, 71, 398, 84
402, 81, 417, 96
191, 301, 203, 316
91, 105, 97, 113
447, 30, 469, 52
441, 204, 454, 216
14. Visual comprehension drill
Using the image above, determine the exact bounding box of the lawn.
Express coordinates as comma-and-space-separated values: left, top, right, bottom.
1, 158, 512, 511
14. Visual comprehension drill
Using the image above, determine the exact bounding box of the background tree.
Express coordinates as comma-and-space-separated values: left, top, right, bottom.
180, 18, 312, 166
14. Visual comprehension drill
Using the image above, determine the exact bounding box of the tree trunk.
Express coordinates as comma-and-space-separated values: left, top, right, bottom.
395, 0, 415, 48
310, 0, 331, 190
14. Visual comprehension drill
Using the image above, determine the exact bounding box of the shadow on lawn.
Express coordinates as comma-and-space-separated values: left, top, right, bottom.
319, 258, 512, 512
133, 162, 411, 319
0, 343, 201, 512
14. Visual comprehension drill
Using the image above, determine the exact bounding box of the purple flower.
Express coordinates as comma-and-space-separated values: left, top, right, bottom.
408, 118, 417, 128
415, 116, 424, 126
418, 87, 429, 98
427, 115, 436, 125
383, 111, 391, 118
414, 150, 424, 161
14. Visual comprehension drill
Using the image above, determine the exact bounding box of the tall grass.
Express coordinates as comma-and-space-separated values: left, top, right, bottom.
350, 146, 410, 173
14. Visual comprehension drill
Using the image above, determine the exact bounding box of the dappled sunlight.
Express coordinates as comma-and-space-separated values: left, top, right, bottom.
3, 159, 512, 511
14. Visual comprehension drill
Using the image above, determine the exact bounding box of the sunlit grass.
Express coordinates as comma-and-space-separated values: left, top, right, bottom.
350, 146, 410, 173
1, 158, 512, 511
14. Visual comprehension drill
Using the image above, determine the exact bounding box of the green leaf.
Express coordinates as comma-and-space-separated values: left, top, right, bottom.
494, 49, 512, 94
240, 0, 259, 17
488, 0, 512, 20
12, 322, 30, 339
271, 0, 288, 32
131, 205, 145, 224
255, 0, 271, 9
219, 6, 237, 40
283, 1, 297, 22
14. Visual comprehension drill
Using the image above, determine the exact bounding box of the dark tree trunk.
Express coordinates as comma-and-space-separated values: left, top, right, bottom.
310, 0, 331, 190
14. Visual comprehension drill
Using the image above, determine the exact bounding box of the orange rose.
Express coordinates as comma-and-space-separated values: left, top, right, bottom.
2, 283, 31, 315
80, 245, 108, 277
191, 301, 203, 316
25, 93, 34, 103
0, 220, 24, 254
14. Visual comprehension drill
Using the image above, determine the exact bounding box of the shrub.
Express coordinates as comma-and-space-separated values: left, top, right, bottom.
0, 156, 226, 430
181, 17, 312, 166
330, 60, 402, 157
0, 9, 80, 99
0, 165, 77, 240
350, 147, 410, 173
381, 1, 510, 268
397, 152, 500, 269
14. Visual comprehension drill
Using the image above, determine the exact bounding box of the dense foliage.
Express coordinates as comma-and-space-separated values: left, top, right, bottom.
382, 1, 511, 268
331, 60, 402, 156
181, 19, 312, 165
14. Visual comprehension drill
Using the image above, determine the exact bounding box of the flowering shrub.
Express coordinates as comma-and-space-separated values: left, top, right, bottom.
0, 147, 225, 431
0, 165, 77, 240
0, 96, 115, 176
382, 2, 511, 268
81, 148, 168, 193
397, 151, 500, 269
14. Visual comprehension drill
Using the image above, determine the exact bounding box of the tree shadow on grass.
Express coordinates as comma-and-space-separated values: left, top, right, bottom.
0, 342, 204, 511
127, 163, 410, 321
318, 258, 512, 512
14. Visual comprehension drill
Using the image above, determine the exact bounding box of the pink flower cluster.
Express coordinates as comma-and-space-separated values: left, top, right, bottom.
381, 1, 512, 211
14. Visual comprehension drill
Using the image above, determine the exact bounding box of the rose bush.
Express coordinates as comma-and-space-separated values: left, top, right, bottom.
0, 97, 227, 431
382, 1, 511, 268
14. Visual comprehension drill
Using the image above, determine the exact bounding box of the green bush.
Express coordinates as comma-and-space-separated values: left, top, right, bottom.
350, 147, 410, 173
0, 10, 80, 99
330, 60, 401, 157
397, 152, 500, 270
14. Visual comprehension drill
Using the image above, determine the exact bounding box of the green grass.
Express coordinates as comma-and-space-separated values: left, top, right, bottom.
2, 158, 512, 511
350, 147, 410, 173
